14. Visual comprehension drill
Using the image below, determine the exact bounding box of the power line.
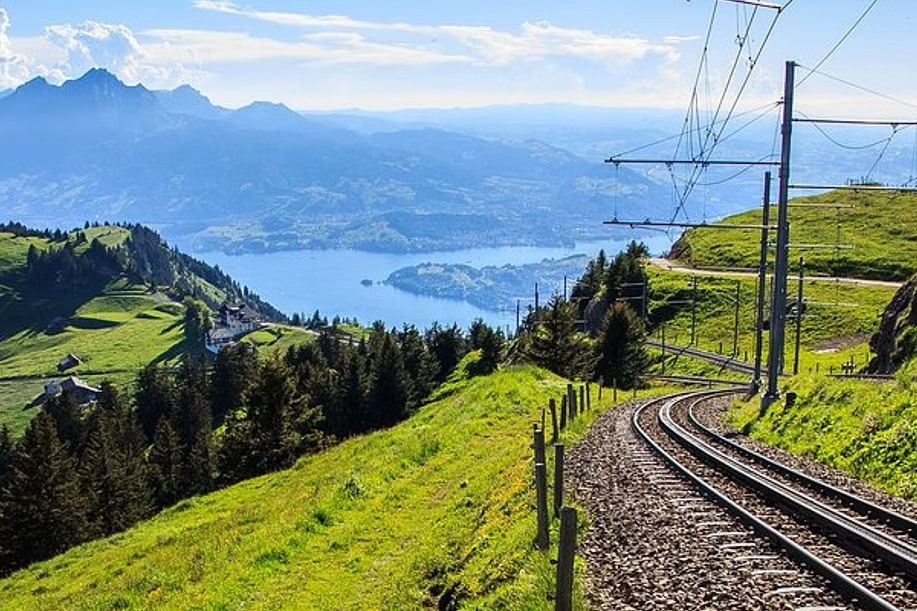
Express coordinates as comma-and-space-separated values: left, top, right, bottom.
796, 0, 880, 89
796, 65, 917, 112
795, 110, 899, 151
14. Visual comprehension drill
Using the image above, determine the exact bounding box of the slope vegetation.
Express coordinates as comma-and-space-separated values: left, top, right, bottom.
0, 224, 284, 435
670, 189, 917, 281
0, 363, 611, 610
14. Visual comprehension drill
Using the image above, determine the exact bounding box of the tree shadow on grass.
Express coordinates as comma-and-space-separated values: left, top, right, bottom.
0, 277, 111, 343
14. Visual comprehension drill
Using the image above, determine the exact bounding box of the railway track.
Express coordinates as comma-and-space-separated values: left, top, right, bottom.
633, 389, 917, 610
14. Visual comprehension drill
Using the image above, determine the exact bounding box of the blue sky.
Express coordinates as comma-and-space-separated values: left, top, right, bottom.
0, 0, 914, 117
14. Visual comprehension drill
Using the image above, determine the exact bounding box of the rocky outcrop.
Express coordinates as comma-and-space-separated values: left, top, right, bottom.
868, 273, 917, 373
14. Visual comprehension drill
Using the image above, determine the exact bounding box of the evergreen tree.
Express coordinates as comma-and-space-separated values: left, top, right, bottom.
473, 323, 505, 375
571, 249, 608, 301
173, 359, 212, 495
80, 383, 151, 537
215, 413, 258, 485
210, 343, 258, 421
593, 302, 649, 390
604, 241, 649, 318
0, 412, 88, 572
43, 391, 85, 456
244, 351, 301, 472
135, 364, 176, 442
183, 297, 211, 347
367, 332, 409, 429
148, 418, 182, 508
341, 346, 368, 434
528, 295, 590, 379
0, 426, 12, 491
397, 324, 437, 410
425, 323, 468, 382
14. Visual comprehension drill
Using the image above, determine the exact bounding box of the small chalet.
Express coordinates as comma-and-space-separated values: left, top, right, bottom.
44, 376, 101, 405
205, 302, 261, 354
57, 353, 81, 372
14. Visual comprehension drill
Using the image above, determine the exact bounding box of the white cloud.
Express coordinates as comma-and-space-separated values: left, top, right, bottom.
142, 29, 470, 66
0, 7, 33, 89
191, 1, 683, 69
43, 20, 203, 88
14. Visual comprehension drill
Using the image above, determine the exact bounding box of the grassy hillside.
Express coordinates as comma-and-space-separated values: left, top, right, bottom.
0, 225, 301, 436
731, 359, 917, 500
670, 189, 917, 281
0, 363, 650, 610
644, 266, 895, 377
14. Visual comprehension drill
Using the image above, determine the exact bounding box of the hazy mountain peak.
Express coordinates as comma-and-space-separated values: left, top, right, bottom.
154, 83, 226, 120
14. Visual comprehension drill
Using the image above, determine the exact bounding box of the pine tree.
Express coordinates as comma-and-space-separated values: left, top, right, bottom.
425, 323, 468, 382
334, 346, 368, 436
43, 391, 85, 456
0, 412, 88, 572
135, 364, 176, 442
210, 343, 258, 421
474, 323, 505, 375
594, 302, 649, 390
528, 295, 590, 379
173, 359, 212, 496
397, 324, 437, 410
80, 383, 151, 537
148, 418, 182, 508
0, 426, 13, 491
245, 351, 301, 472
367, 332, 409, 429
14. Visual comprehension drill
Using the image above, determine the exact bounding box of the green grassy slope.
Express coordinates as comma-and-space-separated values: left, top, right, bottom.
671, 190, 917, 281
645, 267, 894, 376
0, 363, 643, 610
0, 225, 306, 437
664, 192, 917, 501
731, 361, 917, 500
0, 229, 186, 434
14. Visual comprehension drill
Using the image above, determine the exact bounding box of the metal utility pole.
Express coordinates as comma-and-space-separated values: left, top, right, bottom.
732, 280, 740, 358
753, 172, 772, 391
793, 257, 804, 375
762, 60, 795, 411
690, 275, 698, 346
642, 275, 648, 321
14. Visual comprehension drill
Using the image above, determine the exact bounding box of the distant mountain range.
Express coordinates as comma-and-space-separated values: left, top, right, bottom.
3, 69, 906, 255
0, 69, 669, 254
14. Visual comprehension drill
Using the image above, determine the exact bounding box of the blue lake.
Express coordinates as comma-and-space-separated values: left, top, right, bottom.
198, 235, 672, 331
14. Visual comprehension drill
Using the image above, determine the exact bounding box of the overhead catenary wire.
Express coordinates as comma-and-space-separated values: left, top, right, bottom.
668, 2, 788, 225
796, 65, 917, 113
795, 0, 880, 89
795, 109, 898, 151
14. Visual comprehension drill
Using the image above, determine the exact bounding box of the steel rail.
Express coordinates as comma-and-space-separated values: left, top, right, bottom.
686, 402, 917, 538
660, 397, 917, 586
647, 340, 758, 376
632, 390, 900, 611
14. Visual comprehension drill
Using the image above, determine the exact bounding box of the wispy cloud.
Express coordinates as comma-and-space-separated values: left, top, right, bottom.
142, 28, 470, 66
191, 1, 681, 68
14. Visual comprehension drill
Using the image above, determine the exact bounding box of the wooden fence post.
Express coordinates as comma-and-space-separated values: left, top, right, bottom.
533, 425, 546, 467
541, 407, 546, 433
535, 462, 549, 550
555, 506, 577, 611
566, 384, 575, 420
549, 399, 558, 444
613, 378, 617, 403
579, 386, 585, 415
560, 395, 567, 429
553, 443, 564, 517
586, 383, 591, 411
598, 376, 604, 400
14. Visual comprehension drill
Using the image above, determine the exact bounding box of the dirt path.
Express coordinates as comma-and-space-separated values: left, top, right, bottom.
648, 257, 904, 289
